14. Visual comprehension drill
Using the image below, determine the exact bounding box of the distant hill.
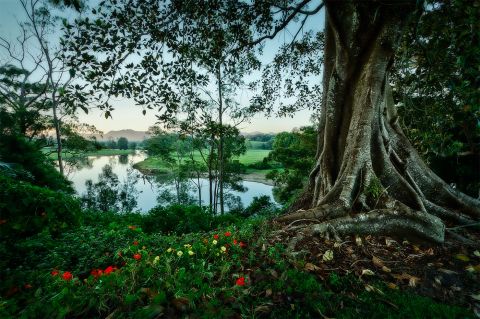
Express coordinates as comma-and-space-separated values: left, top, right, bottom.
88, 129, 151, 141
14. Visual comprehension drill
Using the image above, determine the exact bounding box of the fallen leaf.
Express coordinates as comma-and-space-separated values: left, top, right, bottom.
355, 236, 363, 246
265, 289, 272, 297
471, 293, 480, 301
254, 304, 272, 314
438, 268, 458, 275
362, 269, 375, 276
365, 284, 384, 295
305, 263, 321, 272
392, 273, 421, 287
333, 242, 341, 248
466, 265, 475, 273
387, 282, 398, 289
385, 238, 397, 247
372, 256, 384, 268
372, 256, 391, 272
382, 266, 392, 273
425, 248, 434, 255
409, 276, 419, 287
323, 250, 334, 262
455, 254, 470, 262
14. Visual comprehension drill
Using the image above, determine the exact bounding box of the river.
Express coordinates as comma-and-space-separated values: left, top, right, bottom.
67, 151, 275, 213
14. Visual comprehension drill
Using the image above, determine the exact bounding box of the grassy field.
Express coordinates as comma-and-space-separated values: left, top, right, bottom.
133, 149, 273, 183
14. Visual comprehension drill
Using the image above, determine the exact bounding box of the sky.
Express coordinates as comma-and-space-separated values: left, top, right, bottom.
0, 0, 325, 134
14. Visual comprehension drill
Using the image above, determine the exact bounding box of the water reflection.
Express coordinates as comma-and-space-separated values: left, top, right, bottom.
67, 151, 275, 213
118, 154, 129, 165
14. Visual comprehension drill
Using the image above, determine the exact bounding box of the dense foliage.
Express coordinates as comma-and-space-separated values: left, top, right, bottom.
393, 0, 479, 196
266, 126, 317, 204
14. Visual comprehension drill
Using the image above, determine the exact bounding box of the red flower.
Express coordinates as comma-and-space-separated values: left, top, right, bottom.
128, 225, 137, 230
133, 253, 141, 260
239, 242, 246, 248
104, 266, 116, 275
233, 239, 238, 245
213, 234, 219, 240
224, 231, 231, 237
236, 277, 245, 286
90, 269, 101, 278
62, 271, 73, 281
24, 284, 32, 289
51, 270, 59, 276
133, 240, 139, 246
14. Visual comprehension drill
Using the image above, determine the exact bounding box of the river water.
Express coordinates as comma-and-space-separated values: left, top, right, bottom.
67, 151, 275, 213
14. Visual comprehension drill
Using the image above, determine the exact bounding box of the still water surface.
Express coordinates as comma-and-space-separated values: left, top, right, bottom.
68, 151, 275, 212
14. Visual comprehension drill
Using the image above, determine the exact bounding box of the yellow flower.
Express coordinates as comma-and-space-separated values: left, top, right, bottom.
177, 250, 183, 257
167, 248, 173, 253
220, 246, 227, 252
153, 256, 160, 264
188, 250, 194, 256
212, 240, 218, 245
184, 244, 192, 249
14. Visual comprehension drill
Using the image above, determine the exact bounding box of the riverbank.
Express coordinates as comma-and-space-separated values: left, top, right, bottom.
133, 149, 275, 185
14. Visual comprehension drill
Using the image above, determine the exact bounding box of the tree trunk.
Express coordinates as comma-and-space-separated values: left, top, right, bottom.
52, 103, 64, 176
278, 1, 480, 243
217, 64, 225, 215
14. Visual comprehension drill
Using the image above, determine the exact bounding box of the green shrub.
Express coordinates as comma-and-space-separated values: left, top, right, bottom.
142, 205, 241, 234
0, 175, 80, 240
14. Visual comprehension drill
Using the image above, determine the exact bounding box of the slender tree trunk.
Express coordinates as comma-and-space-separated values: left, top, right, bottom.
52, 102, 64, 176
208, 139, 214, 210
217, 63, 225, 214
279, 0, 480, 243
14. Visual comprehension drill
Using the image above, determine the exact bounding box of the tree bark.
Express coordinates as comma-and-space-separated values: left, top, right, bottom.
217, 63, 225, 215
278, 0, 480, 243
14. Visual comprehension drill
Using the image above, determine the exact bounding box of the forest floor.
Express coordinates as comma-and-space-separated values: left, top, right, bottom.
2, 211, 478, 318
270, 220, 480, 317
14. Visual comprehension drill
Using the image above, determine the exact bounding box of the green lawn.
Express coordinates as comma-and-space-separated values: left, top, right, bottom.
234, 149, 270, 165
135, 149, 271, 172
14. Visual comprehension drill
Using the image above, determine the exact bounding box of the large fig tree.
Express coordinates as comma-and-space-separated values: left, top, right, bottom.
276, 0, 479, 243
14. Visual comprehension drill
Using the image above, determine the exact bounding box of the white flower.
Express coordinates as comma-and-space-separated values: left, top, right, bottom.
212, 240, 218, 245
177, 250, 183, 257
153, 256, 160, 264
188, 250, 194, 256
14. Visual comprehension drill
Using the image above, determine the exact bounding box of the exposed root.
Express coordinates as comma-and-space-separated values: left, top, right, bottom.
276, 204, 348, 223
308, 205, 444, 243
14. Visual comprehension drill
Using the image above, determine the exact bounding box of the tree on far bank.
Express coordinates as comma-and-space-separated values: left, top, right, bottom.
117, 137, 129, 150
